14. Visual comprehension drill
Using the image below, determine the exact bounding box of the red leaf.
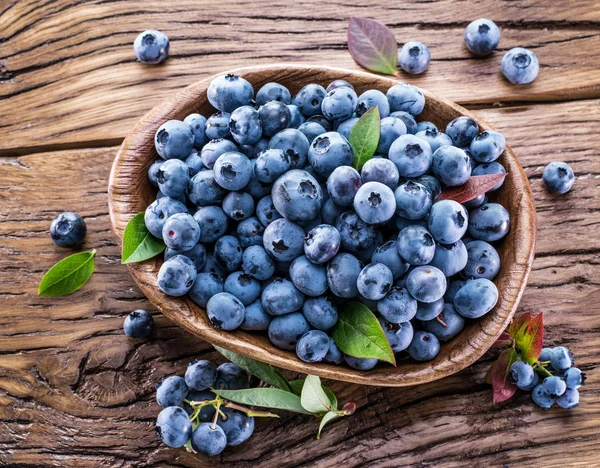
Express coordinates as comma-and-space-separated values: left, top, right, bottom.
437, 173, 507, 204
347, 18, 398, 75
490, 348, 519, 403
517, 313, 544, 364
508, 312, 532, 338
492, 332, 512, 348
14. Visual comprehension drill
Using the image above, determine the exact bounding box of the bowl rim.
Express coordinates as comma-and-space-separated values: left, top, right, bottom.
108, 64, 536, 387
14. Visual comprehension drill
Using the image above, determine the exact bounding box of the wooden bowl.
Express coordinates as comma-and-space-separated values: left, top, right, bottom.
108, 64, 536, 387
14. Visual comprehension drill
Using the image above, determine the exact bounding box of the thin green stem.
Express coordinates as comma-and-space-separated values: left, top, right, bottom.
534, 361, 553, 377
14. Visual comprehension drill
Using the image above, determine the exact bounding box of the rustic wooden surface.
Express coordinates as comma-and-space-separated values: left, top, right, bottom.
0, 1, 599, 467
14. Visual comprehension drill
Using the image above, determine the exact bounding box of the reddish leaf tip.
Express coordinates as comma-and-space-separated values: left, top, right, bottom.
437, 173, 507, 204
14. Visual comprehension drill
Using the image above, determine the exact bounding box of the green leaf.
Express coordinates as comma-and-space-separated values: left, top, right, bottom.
317, 411, 341, 439
332, 301, 395, 365
121, 212, 165, 264
214, 346, 291, 391
349, 106, 380, 171
38, 250, 96, 296
213, 388, 312, 415
515, 313, 544, 365
301, 375, 336, 414
288, 379, 338, 409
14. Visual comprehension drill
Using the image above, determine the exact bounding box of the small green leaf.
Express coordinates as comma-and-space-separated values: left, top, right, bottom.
213, 388, 312, 415
214, 346, 291, 391
38, 250, 96, 296
301, 375, 336, 414
288, 379, 338, 409
121, 212, 165, 264
332, 301, 395, 365
349, 106, 380, 171
317, 411, 341, 439
516, 313, 544, 365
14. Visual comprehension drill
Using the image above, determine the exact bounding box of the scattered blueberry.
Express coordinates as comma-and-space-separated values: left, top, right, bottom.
123, 309, 153, 338
398, 41, 431, 74
50, 212, 87, 248
134, 30, 169, 64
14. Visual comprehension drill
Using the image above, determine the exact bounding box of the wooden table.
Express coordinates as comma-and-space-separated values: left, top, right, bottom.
1, 1, 599, 466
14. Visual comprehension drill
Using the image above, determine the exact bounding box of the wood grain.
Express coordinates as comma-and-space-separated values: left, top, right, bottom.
108, 64, 536, 387
1, 0, 600, 154
1, 98, 598, 466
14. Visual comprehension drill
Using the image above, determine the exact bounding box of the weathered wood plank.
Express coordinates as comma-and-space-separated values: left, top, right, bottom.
0, 99, 599, 466
0, 1, 599, 154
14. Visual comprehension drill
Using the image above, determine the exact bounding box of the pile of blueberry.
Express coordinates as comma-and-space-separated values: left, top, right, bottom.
155, 359, 255, 456
143, 71, 515, 371
510, 347, 585, 409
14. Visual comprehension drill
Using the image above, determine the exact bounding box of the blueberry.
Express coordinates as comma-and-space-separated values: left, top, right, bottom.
335, 210, 378, 253
356, 263, 393, 301
406, 266, 447, 303
385, 320, 414, 353
296, 330, 330, 363
268, 312, 311, 350
228, 106, 262, 145
550, 347, 573, 372
271, 169, 323, 222
453, 278, 498, 318
321, 198, 346, 225
183, 113, 208, 148
213, 152, 252, 191
388, 134, 433, 177
133, 30, 169, 64
185, 360, 217, 391
50, 212, 86, 248
188, 272, 224, 307
377, 116, 407, 154
501, 47, 539, 85
148, 160, 163, 187
240, 137, 270, 159
428, 200, 468, 244
256, 195, 282, 227
377, 286, 417, 323
564, 367, 585, 389
256, 82, 292, 106
206, 292, 245, 330
344, 355, 378, 370
509, 361, 536, 389
539, 347, 553, 362
416, 121, 437, 133
386, 83, 425, 116
336, 117, 359, 140
200, 139, 238, 169
542, 162, 574, 194
307, 114, 332, 131
468, 203, 510, 242
254, 149, 291, 183
166, 243, 207, 270
325, 337, 344, 364
224, 271, 261, 305
462, 193, 487, 211
356, 89, 390, 117
193, 206, 228, 243
445, 117, 478, 148
293, 83, 327, 117
541, 376, 567, 399
394, 181, 432, 220
287, 105, 306, 129
185, 150, 204, 176
155, 120, 195, 160
398, 41, 431, 74
302, 297, 337, 330
262, 277, 305, 315
263, 218, 305, 261
327, 253, 362, 298
532, 384, 555, 409
207, 74, 254, 113
205, 112, 231, 140
557, 388, 579, 409
289, 256, 328, 296
187, 170, 227, 207
123, 309, 153, 338
244, 162, 273, 199
191, 423, 227, 456
353, 181, 396, 224
464, 240, 500, 280
327, 79, 354, 92
161, 213, 200, 252
308, 132, 354, 178
237, 217, 265, 247
429, 241, 468, 277
473, 162, 506, 191
371, 241, 410, 279
415, 129, 453, 153
470, 130, 505, 163
214, 362, 249, 390
421, 303, 465, 342
217, 407, 255, 446
415, 297, 445, 321
298, 121, 327, 143
327, 166, 362, 206
156, 376, 188, 407
432, 145, 472, 186
214, 235, 243, 272
240, 299, 271, 331
397, 225, 436, 265
408, 331, 440, 361
158, 255, 197, 296
361, 158, 400, 190
396, 216, 428, 232
258, 101, 291, 137
155, 406, 192, 448
304, 224, 341, 264
156, 159, 190, 197
389, 111, 418, 134
444, 279, 468, 303
269, 128, 310, 169
222, 191, 255, 221
200, 254, 226, 277
464, 18, 500, 56
321, 87, 358, 121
